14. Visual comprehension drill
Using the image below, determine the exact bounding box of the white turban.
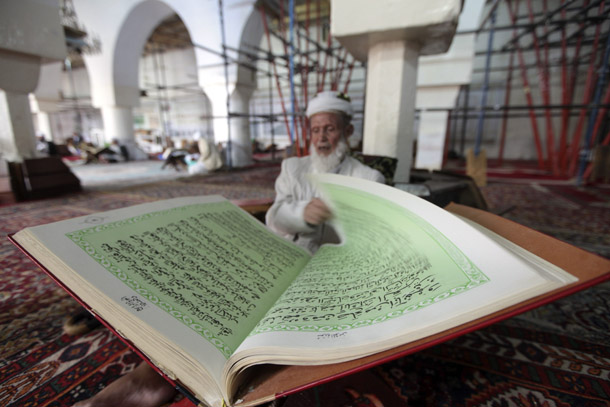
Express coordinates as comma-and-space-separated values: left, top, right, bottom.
305, 91, 354, 118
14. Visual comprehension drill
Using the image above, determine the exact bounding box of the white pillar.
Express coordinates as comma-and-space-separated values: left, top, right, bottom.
229, 88, 254, 167
36, 111, 53, 141
101, 105, 134, 143
201, 84, 255, 168
363, 40, 420, 184
205, 86, 229, 142
331, 0, 461, 185
0, 0, 66, 163
0, 90, 39, 162
414, 110, 450, 170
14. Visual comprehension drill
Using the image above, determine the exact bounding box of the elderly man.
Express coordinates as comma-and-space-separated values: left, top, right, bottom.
71, 92, 383, 407
267, 91, 385, 253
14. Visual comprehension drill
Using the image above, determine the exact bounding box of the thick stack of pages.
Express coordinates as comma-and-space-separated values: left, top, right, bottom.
11, 174, 610, 407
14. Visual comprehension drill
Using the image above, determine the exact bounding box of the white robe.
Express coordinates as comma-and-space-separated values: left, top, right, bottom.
266, 155, 385, 253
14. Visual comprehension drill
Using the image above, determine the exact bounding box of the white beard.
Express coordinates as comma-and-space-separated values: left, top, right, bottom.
310, 138, 350, 173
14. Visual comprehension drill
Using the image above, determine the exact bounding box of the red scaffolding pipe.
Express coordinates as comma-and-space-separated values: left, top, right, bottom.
526, 0, 559, 175
301, 0, 312, 155
559, 0, 588, 172
259, 6, 293, 149
499, 0, 519, 166
342, 62, 355, 95
331, 49, 348, 91
584, 102, 610, 180
583, 125, 610, 181
558, 0, 569, 173
318, 28, 332, 92
316, 0, 322, 91
588, 83, 610, 149
278, 0, 305, 155
498, 48, 515, 166
506, 0, 546, 169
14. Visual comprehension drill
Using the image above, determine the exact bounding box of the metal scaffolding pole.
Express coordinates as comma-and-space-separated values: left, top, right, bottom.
260, 5, 293, 145
567, 1, 606, 175
474, 8, 497, 156
498, 46, 515, 166
577, 28, 610, 185
506, 0, 545, 169
151, 44, 170, 146
218, 0, 232, 168
288, 0, 299, 153
526, 0, 559, 174
460, 85, 470, 156
501, 0, 589, 51
268, 65, 276, 160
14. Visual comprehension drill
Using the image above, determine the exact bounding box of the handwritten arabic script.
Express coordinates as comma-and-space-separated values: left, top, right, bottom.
252, 184, 488, 334
67, 201, 310, 356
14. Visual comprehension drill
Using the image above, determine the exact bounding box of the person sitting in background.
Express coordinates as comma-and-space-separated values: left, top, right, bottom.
187, 137, 223, 174
161, 139, 193, 171
36, 134, 59, 156
95, 139, 129, 163
65, 137, 81, 157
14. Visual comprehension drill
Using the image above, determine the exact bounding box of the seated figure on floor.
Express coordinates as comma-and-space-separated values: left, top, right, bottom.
70, 91, 385, 407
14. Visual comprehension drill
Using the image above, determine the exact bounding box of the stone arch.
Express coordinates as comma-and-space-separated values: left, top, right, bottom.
226, 8, 266, 166
111, 0, 175, 107
235, 8, 265, 93
76, 0, 264, 162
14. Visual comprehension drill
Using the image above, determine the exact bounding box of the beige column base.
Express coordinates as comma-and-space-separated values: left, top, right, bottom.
466, 148, 487, 187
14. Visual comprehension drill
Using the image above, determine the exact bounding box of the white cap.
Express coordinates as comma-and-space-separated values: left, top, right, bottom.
305, 91, 354, 118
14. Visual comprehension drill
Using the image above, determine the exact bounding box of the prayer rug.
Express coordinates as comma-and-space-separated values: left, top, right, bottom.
1, 177, 608, 407
481, 182, 610, 258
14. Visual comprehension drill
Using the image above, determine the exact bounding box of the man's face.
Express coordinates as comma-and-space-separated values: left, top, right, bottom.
310, 112, 346, 157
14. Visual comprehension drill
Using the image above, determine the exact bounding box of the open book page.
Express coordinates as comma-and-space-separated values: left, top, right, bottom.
229, 175, 573, 382
13, 196, 311, 405
454, 215, 577, 284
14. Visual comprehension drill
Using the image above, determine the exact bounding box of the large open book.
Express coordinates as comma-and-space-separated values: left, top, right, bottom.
10, 174, 610, 407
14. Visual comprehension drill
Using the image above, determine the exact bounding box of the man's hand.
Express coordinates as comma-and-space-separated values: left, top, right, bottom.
304, 198, 332, 226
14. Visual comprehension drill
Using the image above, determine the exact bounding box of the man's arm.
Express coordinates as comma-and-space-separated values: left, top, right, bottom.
266, 159, 317, 236
303, 198, 332, 225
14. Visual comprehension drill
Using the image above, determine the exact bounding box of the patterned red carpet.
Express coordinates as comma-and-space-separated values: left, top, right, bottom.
1, 169, 609, 407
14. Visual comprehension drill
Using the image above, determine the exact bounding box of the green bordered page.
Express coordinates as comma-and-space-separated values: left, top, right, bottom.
235, 174, 566, 363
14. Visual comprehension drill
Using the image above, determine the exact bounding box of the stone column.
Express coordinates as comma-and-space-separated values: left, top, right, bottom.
414, 110, 450, 170
0, 0, 66, 163
229, 87, 254, 167
362, 39, 420, 184
330, 0, 461, 186
0, 90, 39, 162
205, 84, 257, 168
36, 111, 54, 141
204, 85, 231, 165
